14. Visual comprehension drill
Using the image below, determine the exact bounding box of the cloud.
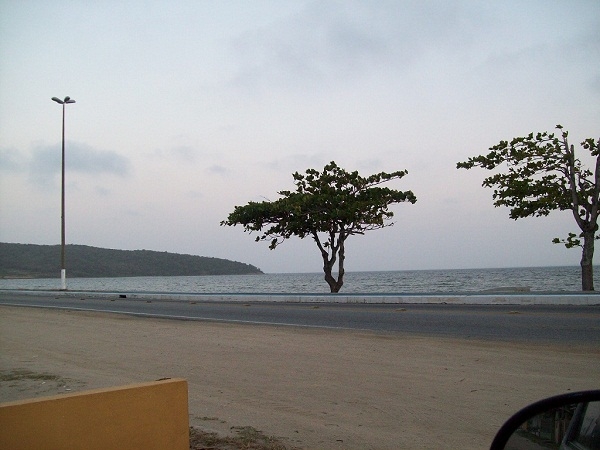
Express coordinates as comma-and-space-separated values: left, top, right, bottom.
228, 0, 461, 92
185, 190, 204, 199
28, 142, 131, 186
0, 147, 26, 171
206, 164, 229, 175
94, 186, 112, 196
149, 145, 199, 163
262, 154, 331, 180
592, 74, 600, 93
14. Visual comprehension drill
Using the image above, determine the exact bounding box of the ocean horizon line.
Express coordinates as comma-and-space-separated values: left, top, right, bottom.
0, 266, 594, 295
266, 264, 585, 275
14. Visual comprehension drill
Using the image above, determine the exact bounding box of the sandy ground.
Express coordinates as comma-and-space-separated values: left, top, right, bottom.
1, 305, 599, 449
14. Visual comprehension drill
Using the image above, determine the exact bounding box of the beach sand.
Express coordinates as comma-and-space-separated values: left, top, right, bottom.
1, 305, 598, 449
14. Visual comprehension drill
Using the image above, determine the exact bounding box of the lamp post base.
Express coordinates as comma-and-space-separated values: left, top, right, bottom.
60, 269, 67, 290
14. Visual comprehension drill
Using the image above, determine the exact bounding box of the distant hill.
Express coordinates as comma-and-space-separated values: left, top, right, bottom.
0, 243, 263, 278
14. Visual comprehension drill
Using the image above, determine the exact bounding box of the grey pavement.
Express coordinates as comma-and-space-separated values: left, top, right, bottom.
1, 290, 599, 344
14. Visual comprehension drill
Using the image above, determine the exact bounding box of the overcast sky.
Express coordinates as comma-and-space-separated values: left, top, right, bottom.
1, 1, 599, 274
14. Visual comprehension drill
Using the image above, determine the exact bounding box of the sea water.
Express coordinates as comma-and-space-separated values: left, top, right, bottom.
0, 266, 594, 294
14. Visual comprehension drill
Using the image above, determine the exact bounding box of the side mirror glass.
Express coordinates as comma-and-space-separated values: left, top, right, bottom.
490, 390, 600, 450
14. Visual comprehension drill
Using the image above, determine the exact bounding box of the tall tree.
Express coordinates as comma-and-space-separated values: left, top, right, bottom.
221, 161, 417, 292
457, 125, 600, 291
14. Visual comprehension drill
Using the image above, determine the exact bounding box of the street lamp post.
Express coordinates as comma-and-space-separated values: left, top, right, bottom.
51, 96, 76, 290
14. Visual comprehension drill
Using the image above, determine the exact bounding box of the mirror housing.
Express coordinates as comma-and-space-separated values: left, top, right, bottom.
490, 390, 600, 450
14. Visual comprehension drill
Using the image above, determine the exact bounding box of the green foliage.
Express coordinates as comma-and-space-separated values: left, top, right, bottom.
222, 161, 416, 248
552, 233, 582, 249
552, 232, 600, 249
456, 125, 600, 239
457, 125, 600, 290
0, 243, 263, 278
221, 161, 416, 292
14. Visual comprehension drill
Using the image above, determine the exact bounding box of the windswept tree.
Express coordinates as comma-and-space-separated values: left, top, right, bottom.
457, 125, 600, 291
221, 161, 417, 292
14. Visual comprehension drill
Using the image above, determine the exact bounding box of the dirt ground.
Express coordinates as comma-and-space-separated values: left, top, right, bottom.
1, 305, 598, 449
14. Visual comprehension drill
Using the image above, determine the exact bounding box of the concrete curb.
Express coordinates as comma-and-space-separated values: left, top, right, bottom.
4, 289, 600, 305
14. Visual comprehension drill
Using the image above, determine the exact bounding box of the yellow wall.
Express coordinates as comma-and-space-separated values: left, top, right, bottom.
0, 378, 189, 450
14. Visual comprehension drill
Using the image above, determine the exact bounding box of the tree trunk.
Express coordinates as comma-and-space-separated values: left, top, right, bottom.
335, 239, 345, 293
581, 230, 595, 291
323, 262, 341, 293
322, 243, 345, 293
323, 263, 344, 292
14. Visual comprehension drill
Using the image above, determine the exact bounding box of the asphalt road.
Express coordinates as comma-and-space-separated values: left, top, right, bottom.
1, 291, 599, 344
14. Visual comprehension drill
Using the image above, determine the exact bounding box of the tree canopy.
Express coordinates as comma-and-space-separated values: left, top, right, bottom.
457, 125, 600, 290
221, 161, 416, 292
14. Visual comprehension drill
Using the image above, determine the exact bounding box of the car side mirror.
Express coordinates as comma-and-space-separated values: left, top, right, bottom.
490, 390, 600, 450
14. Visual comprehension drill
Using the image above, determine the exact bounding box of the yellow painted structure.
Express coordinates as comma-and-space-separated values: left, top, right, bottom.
0, 378, 189, 450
